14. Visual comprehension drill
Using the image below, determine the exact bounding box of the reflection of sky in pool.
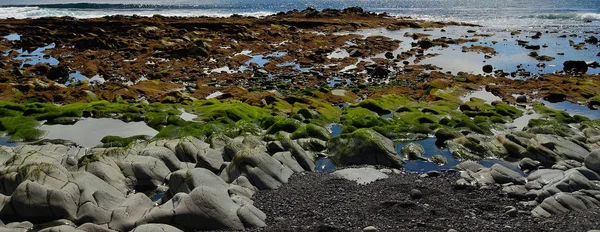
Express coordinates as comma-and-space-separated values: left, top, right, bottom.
320, 126, 525, 175
40, 118, 158, 148
5, 43, 59, 68
0, 136, 19, 147
3, 33, 20, 41
343, 27, 600, 76
541, 100, 600, 120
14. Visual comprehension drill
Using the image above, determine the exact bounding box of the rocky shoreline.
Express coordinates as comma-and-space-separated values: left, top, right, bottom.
0, 6, 600, 232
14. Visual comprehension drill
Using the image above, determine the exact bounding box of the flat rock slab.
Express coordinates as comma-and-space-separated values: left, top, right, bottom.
331, 167, 388, 185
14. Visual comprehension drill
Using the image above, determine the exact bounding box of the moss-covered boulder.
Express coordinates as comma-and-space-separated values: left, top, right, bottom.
290, 123, 331, 141
328, 128, 403, 168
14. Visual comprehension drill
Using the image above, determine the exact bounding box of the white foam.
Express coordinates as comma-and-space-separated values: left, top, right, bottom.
0, 7, 275, 19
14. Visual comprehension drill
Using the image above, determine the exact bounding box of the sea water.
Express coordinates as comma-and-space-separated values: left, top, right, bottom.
0, 0, 598, 31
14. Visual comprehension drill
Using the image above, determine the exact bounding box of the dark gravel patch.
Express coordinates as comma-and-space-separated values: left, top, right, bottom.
238, 170, 600, 232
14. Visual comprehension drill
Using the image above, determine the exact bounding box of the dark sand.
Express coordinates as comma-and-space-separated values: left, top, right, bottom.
236, 170, 600, 232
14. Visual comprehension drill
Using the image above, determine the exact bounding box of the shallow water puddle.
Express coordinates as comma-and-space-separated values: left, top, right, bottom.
541, 100, 600, 120
320, 126, 524, 174
206, 91, 224, 99
40, 118, 158, 148
66, 71, 106, 85
461, 89, 502, 104
3, 33, 20, 41
510, 110, 542, 131
343, 27, 600, 76
0, 136, 18, 147
5, 43, 59, 68
179, 109, 196, 121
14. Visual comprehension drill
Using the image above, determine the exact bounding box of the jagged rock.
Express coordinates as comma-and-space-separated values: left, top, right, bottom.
328, 129, 403, 168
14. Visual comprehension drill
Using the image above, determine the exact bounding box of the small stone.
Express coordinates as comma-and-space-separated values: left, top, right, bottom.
453, 179, 471, 190
482, 64, 493, 73
363, 226, 377, 231
410, 189, 423, 199
274, 217, 285, 222
505, 206, 518, 217
516, 95, 527, 103
448, 229, 458, 232
426, 170, 441, 177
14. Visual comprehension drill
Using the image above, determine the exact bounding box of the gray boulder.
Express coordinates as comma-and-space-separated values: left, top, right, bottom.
490, 164, 526, 185
131, 224, 183, 232
532, 190, 600, 216
585, 149, 600, 173
328, 129, 403, 168
139, 146, 181, 171
108, 193, 155, 231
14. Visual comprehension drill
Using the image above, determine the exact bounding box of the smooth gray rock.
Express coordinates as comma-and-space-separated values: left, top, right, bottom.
490, 164, 526, 185
331, 167, 389, 185
140, 147, 181, 172
401, 143, 426, 160
519, 158, 540, 171
195, 148, 224, 173
532, 190, 600, 216
108, 193, 155, 231
328, 129, 403, 168
455, 161, 484, 172
460, 168, 495, 186
221, 148, 293, 190
174, 137, 211, 163
272, 152, 305, 173
38, 225, 85, 232
77, 223, 116, 232
536, 134, 590, 162
280, 139, 316, 171
168, 168, 229, 197
130, 224, 183, 232
585, 149, 600, 173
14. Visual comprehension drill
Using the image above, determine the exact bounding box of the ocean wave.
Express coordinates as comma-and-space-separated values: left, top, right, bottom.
2, 3, 218, 10
0, 6, 276, 19
523, 12, 600, 20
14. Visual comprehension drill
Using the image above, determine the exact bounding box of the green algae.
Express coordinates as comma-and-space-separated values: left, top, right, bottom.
100, 135, 150, 147
0, 116, 45, 142
290, 123, 331, 141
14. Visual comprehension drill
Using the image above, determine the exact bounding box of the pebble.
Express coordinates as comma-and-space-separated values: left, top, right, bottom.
274, 217, 285, 222
426, 170, 441, 177
410, 189, 423, 199
505, 206, 518, 217
448, 229, 458, 232
363, 226, 377, 231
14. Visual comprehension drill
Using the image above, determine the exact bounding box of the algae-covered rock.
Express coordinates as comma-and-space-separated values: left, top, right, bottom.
401, 143, 425, 160
328, 128, 403, 168
290, 123, 331, 141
